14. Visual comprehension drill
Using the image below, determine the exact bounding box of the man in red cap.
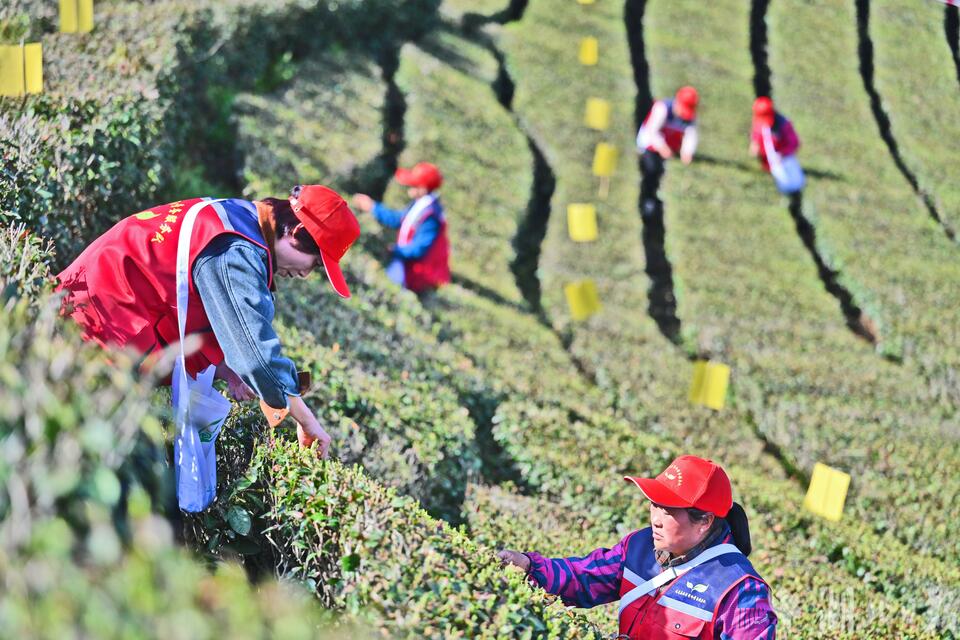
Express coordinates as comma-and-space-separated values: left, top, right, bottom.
498, 455, 777, 639
351, 162, 451, 297
749, 96, 805, 194
636, 86, 700, 217
57, 185, 360, 456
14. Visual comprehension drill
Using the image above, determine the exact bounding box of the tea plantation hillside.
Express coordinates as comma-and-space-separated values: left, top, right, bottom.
2, 0, 959, 637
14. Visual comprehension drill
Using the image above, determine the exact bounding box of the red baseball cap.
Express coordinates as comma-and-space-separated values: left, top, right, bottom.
395, 162, 443, 192
674, 86, 699, 121
288, 185, 360, 298
753, 96, 775, 128
624, 455, 733, 517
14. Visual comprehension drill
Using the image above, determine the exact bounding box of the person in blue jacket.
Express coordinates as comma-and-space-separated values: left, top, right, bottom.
352, 162, 451, 295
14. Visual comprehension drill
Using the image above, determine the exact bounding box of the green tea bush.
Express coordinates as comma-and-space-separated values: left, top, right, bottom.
0, 222, 53, 304
0, 538, 343, 640
0, 1, 54, 42
234, 53, 387, 199
0, 285, 338, 638
643, 0, 960, 564
277, 319, 480, 521
0, 0, 439, 266
6, 0, 959, 635
456, 0, 960, 634
867, 0, 960, 235
464, 483, 621, 633
0, 295, 165, 554
258, 441, 603, 639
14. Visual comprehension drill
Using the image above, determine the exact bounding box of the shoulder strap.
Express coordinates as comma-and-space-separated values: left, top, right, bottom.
398, 194, 438, 242
619, 543, 741, 615
174, 198, 226, 398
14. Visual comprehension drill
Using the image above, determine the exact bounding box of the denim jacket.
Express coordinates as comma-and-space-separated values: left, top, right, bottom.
192, 234, 300, 409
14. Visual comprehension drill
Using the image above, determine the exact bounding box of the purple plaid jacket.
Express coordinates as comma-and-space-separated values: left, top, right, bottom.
525, 525, 777, 639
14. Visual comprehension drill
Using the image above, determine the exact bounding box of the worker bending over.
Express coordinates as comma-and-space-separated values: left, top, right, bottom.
637, 86, 700, 217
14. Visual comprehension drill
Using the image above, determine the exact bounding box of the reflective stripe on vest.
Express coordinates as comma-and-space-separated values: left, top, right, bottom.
210, 200, 235, 232
618, 543, 741, 620
398, 194, 437, 246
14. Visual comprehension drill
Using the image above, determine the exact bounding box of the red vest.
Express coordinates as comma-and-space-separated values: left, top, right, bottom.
56, 198, 273, 376
643, 99, 695, 154
617, 529, 762, 639
397, 196, 451, 293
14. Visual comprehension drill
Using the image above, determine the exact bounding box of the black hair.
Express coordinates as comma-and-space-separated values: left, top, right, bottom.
724, 502, 752, 556
261, 196, 321, 256
686, 507, 712, 524
686, 502, 752, 556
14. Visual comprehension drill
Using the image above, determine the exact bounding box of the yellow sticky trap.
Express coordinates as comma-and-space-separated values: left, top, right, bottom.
23, 44, 43, 94
0, 46, 25, 98
579, 37, 599, 66
592, 143, 618, 177
577, 0, 596, 4
60, 0, 78, 32
688, 360, 730, 410
567, 203, 598, 242
564, 279, 601, 321
79, 0, 95, 33
584, 97, 611, 131
60, 0, 94, 33
803, 462, 850, 522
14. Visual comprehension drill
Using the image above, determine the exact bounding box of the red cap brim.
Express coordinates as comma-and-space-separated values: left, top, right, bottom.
754, 115, 775, 128
320, 250, 351, 298
394, 168, 417, 187
624, 476, 694, 508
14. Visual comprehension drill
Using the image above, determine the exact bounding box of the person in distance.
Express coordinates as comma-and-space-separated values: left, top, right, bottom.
749, 96, 805, 195
351, 161, 451, 299
636, 86, 700, 217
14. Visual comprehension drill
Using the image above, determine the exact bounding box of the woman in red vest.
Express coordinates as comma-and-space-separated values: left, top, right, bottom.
749, 97, 805, 195
498, 456, 777, 639
351, 162, 451, 297
56, 185, 360, 456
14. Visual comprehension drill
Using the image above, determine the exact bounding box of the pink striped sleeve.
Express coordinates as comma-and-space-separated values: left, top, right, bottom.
525, 532, 634, 608
714, 576, 778, 639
